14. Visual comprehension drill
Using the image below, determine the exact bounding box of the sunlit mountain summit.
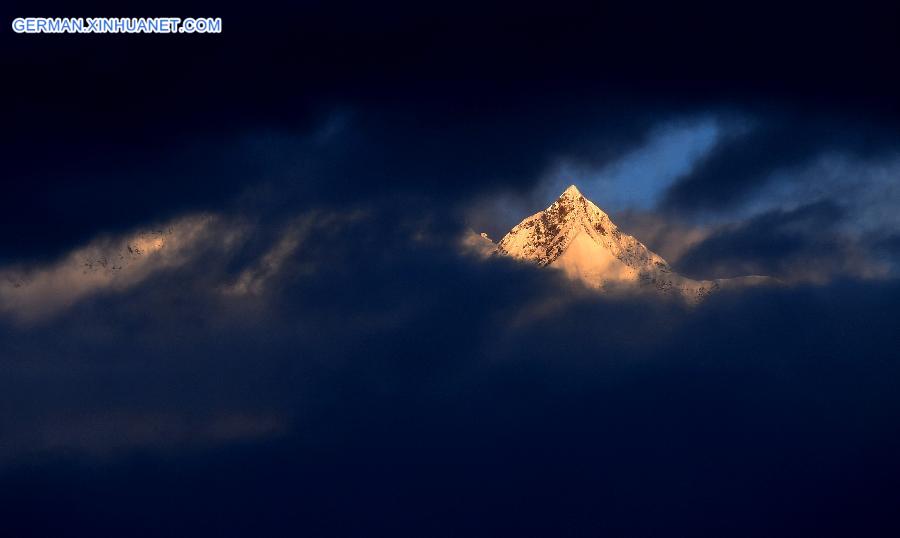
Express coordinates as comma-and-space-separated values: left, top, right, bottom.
481, 185, 770, 301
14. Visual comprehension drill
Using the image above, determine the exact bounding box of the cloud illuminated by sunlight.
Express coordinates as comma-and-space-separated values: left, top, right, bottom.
0, 214, 243, 323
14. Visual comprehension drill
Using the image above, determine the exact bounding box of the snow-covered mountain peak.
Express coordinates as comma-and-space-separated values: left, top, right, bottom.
498, 184, 654, 269
561, 183, 583, 198
552, 184, 605, 218
488, 184, 768, 301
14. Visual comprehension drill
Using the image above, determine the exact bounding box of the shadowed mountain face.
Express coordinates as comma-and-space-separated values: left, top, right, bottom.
491, 185, 770, 300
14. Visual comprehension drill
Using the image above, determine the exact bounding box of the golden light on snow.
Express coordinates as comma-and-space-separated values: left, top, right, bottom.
482, 184, 773, 303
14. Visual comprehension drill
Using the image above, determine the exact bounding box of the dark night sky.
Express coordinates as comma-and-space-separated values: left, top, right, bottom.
2, 2, 900, 536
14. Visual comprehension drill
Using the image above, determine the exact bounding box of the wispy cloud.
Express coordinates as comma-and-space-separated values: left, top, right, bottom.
222, 210, 366, 297
3, 411, 287, 459
0, 214, 244, 323
542, 117, 721, 213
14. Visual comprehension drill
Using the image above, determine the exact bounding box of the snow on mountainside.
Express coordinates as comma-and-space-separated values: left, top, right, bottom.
484, 185, 769, 301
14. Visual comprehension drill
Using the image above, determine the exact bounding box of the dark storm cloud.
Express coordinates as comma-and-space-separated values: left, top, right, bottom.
661, 111, 900, 212
673, 199, 890, 281
4, 4, 900, 535
2, 200, 900, 536
4, 1, 900, 261
875, 233, 900, 265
